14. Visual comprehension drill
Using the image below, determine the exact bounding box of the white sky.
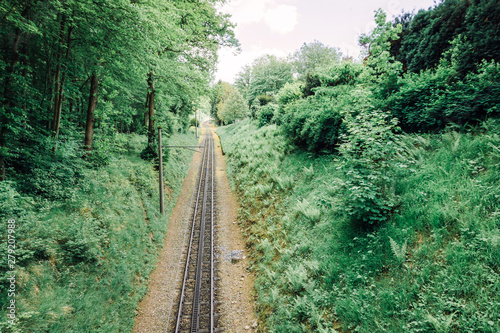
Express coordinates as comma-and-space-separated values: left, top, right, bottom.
215, 0, 438, 83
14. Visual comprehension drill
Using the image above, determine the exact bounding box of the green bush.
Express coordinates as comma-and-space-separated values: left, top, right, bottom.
257, 94, 274, 106
189, 117, 198, 128
12, 137, 87, 200
275, 82, 303, 125
0, 132, 197, 332
257, 104, 278, 127
279, 86, 372, 153
140, 142, 159, 161
280, 95, 344, 153
385, 60, 500, 132
339, 109, 402, 225
301, 61, 365, 97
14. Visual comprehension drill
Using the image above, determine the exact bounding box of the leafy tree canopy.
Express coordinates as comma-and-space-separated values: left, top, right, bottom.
291, 40, 342, 80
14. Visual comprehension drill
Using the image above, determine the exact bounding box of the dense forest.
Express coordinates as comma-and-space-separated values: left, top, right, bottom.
217, 0, 500, 332
0, 0, 237, 331
0, 0, 238, 182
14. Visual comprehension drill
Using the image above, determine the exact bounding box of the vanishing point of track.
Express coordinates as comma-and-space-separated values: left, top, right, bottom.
171, 127, 217, 333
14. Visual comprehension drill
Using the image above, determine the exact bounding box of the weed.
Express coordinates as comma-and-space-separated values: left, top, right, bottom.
0, 132, 196, 332
218, 119, 500, 333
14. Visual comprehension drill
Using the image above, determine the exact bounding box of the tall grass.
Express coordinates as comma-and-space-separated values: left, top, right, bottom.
0, 132, 196, 332
218, 119, 500, 332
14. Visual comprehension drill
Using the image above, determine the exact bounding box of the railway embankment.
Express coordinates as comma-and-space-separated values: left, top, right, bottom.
0, 132, 195, 332
218, 119, 500, 332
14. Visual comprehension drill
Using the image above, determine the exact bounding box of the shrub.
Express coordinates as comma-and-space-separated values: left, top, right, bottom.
275, 82, 303, 125
189, 117, 198, 128
257, 104, 278, 127
339, 109, 402, 225
257, 94, 274, 106
279, 86, 371, 153
140, 143, 158, 161
385, 60, 500, 132
280, 96, 343, 152
301, 62, 365, 97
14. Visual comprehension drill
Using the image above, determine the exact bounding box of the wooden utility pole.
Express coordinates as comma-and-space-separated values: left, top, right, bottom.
158, 127, 164, 215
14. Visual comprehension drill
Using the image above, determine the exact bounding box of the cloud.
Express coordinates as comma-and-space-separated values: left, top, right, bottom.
216, 45, 289, 83
264, 5, 298, 34
221, 1, 298, 34
222, 0, 271, 25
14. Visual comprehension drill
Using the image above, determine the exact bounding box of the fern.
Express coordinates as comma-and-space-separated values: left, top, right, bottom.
426, 312, 455, 333
389, 236, 407, 264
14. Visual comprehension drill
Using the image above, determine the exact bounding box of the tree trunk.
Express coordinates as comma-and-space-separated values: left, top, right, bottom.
21, 32, 29, 130
51, 18, 65, 135
0, 126, 7, 181
144, 93, 150, 127
147, 72, 155, 146
51, 21, 72, 141
79, 97, 84, 128
84, 73, 98, 151
1, 4, 32, 181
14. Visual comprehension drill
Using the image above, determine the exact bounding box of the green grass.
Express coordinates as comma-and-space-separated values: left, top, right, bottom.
0, 132, 196, 332
217, 119, 500, 333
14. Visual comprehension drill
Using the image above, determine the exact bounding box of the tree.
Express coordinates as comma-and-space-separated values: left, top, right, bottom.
234, 64, 252, 106
241, 55, 294, 107
0, 0, 239, 179
391, 0, 500, 76
291, 40, 342, 80
359, 9, 403, 99
219, 88, 248, 124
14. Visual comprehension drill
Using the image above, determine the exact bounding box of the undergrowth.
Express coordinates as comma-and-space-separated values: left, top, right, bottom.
0, 132, 196, 332
218, 119, 500, 333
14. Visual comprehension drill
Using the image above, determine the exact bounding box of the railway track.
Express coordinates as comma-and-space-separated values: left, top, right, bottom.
169, 128, 218, 333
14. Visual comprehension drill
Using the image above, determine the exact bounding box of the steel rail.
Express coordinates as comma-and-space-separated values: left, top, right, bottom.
173, 126, 216, 333
210, 132, 215, 333
174, 134, 209, 333
190, 132, 211, 332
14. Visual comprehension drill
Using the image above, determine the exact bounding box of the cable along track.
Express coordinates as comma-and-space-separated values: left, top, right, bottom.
171, 130, 217, 333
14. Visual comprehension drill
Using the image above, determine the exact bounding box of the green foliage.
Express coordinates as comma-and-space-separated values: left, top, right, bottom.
276, 82, 303, 107
385, 60, 500, 132
235, 54, 294, 107
393, 0, 500, 75
219, 87, 249, 124
189, 117, 198, 128
12, 136, 86, 200
276, 62, 369, 154
280, 95, 344, 153
0, 132, 196, 332
0, 0, 238, 182
316, 62, 365, 87
275, 82, 303, 125
256, 94, 274, 106
218, 119, 500, 333
301, 61, 365, 97
339, 109, 402, 225
211, 81, 234, 124
359, 9, 403, 100
279, 84, 372, 153
257, 103, 278, 127
140, 142, 159, 161
291, 40, 342, 80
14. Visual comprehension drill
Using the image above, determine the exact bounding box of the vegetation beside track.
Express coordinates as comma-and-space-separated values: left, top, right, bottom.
218, 119, 500, 333
0, 132, 196, 332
